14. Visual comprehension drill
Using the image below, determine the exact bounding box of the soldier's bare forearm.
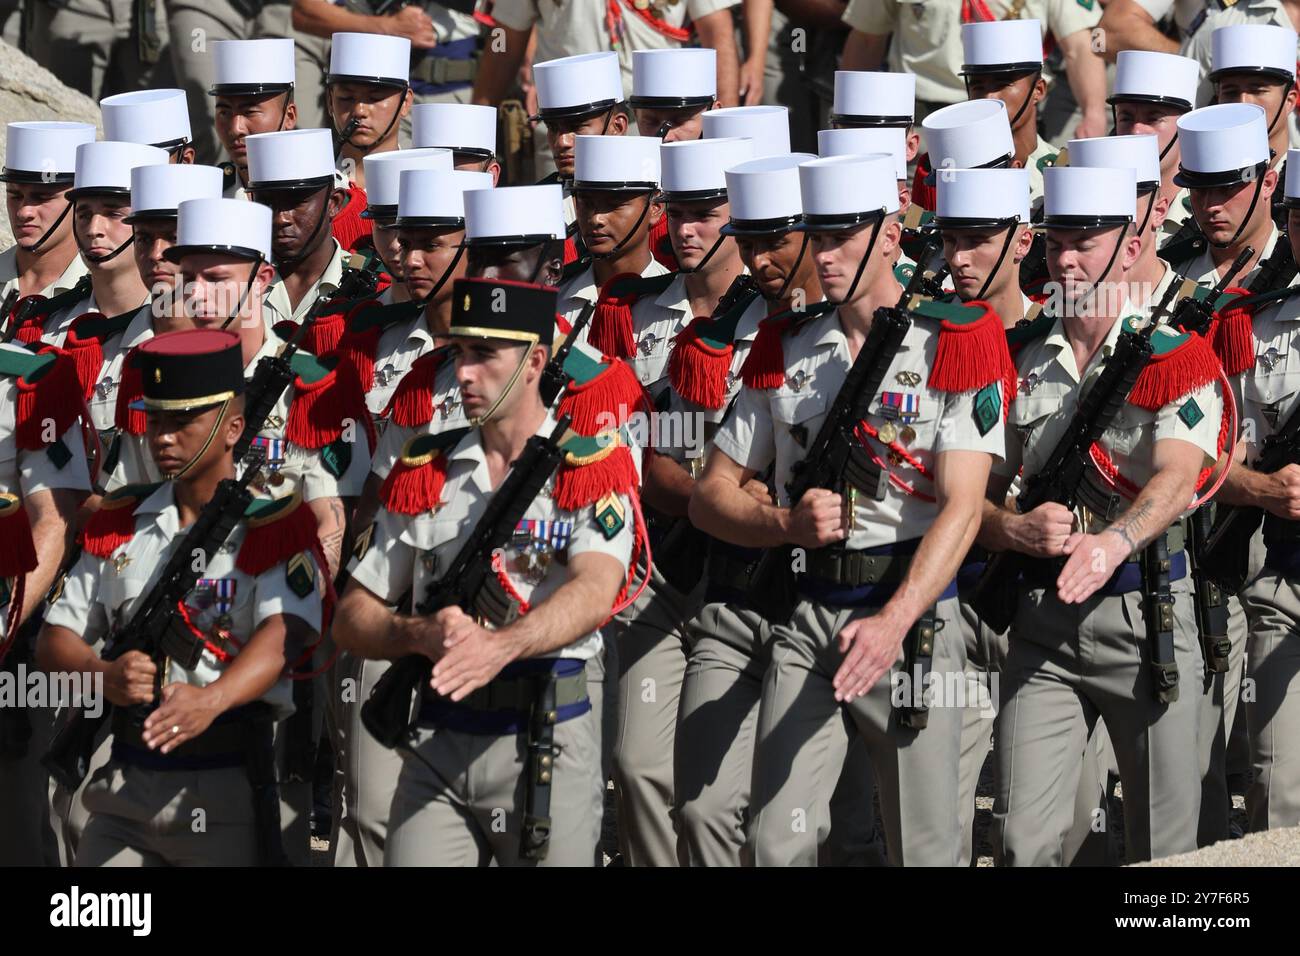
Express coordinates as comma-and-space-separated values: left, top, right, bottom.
308, 495, 347, 581
1059, 29, 1108, 124
24, 488, 80, 628
642, 451, 694, 517
495, 551, 625, 659
335, 585, 425, 661
882, 453, 990, 628
204, 614, 313, 713
1097, 0, 1179, 61
1101, 451, 1200, 557
35, 624, 107, 678
696, 9, 741, 106
472, 25, 532, 107
776, 0, 848, 31
840, 30, 889, 72
691, 470, 792, 547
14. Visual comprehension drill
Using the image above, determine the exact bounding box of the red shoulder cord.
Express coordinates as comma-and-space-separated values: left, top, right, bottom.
1087, 366, 1238, 510
852, 421, 938, 504
606, 0, 691, 45
486, 493, 653, 624
173, 539, 335, 679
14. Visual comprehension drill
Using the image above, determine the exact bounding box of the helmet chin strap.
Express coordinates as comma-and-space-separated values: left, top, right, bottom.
23, 200, 74, 255
416, 245, 466, 309
336, 90, 406, 156
468, 342, 535, 426
1136, 188, 1158, 238
682, 232, 726, 274
974, 222, 1020, 301
160, 396, 233, 482
831, 217, 885, 307
969, 71, 1040, 131
590, 193, 654, 261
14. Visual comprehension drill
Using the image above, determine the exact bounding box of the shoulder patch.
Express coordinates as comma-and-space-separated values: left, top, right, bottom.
973, 382, 1001, 436
1178, 397, 1204, 429
237, 492, 322, 577
379, 428, 470, 516
285, 552, 316, 599
351, 523, 374, 563
593, 491, 625, 540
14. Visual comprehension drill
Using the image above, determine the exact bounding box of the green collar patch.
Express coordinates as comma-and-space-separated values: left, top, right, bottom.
913, 298, 982, 325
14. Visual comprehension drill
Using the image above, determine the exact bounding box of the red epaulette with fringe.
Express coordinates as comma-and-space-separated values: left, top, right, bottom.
62, 310, 137, 399
13, 347, 85, 450
589, 272, 675, 359
649, 216, 678, 272
337, 298, 423, 392
380, 429, 470, 516
383, 346, 453, 427
115, 344, 146, 435
1127, 319, 1222, 411
740, 302, 834, 390
332, 182, 372, 253
911, 153, 936, 212
554, 345, 651, 436
553, 429, 639, 513
925, 299, 1019, 410
286, 353, 376, 452
236, 492, 321, 576
668, 284, 761, 409
0, 492, 36, 578
1206, 286, 1256, 376
80, 483, 159, 558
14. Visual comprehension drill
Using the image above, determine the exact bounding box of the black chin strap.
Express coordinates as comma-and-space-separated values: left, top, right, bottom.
591, 193, 653, 260
1074, 227, 1129, 315
73, 202, 135, 264
275, 91, 292, 133
335, 90, 406, 157
218, 258, 265, 331
975, 222, 1020, 301
420, 245, 465, 307
683, 232, 727, 274
1208, 169, 1266, 250
969, 71, 1040, 130
772, 232, 811, 304
276, 184, 334, 270
833, 217, 885, 307
1136, 188, 1158, 239
24, 200, 74, 255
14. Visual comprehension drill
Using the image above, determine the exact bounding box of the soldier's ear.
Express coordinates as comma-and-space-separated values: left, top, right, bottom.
1262, 167, 1280, 200
609, 110, 629, 136
488, 160, 502, 186
180, 146, 197, 165
647, 197, 664, 228
328, 187, 347, 219
284, 101, 298, 130
400, 87, 414, 118
905, 130, 920, 164
1033, 75, 1047, 105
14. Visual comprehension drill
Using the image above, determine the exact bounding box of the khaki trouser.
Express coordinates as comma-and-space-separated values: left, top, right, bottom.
955, 597, 1117, 866
674, 600, 882, 866
76, 758, 260, 866
275, 667, 326, 867
385, 707, 603, 867
994, 577, 1204, 865
162, 0, 295, 166
1241, 566, 1300, 830
747, 595, 966, 867
0, 703, 60, 866
608, 565, 702, 867
51, 732, 113, 866
1195, 593, 1249, 845
25, 0, 172, 102
331, 654, 404, 867
294, 28, 330, 134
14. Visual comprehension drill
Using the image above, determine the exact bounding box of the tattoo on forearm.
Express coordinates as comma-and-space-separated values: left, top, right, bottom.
1109, 499, 1156, 554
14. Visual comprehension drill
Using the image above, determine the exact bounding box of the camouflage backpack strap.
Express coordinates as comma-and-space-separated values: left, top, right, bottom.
379, 427, 472, 515
80, 482, 162, 558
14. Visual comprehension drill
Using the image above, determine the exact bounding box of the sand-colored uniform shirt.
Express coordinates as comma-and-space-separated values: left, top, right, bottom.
0, 246, 87, 306
262, 240, 349, 329
999, 309, 1224, 532
714, 306, 1007, 549
841, 0, 1101, 107
370, 347, 466, 480
349, 418, 635, 662
44, 482, 323, 720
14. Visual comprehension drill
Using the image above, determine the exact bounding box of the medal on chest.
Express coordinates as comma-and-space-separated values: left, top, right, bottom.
251, 436, 288, 487
509, 519, 573, 586
190, 578, 238, 646
94, 374, 118, 401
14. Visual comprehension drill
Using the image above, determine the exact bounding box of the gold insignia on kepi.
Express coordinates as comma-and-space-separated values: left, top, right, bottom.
285, 552, 316, 598
463, 294, 471, 311
154, 368, 162, 383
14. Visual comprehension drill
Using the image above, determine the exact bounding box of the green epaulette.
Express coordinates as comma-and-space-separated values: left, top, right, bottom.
1006, 306, 1054, 351
69, 307, 138, 343
288, 349, 331, 384
1036, 149, 1060, 173
1121, 315, 1190, 353
0, 347, 55, 381
686, 283, 764, 350
603, 271, 677, 300
1158, 227, 1208, 266
103, 481, 163, 506
346, 297, 423, 334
